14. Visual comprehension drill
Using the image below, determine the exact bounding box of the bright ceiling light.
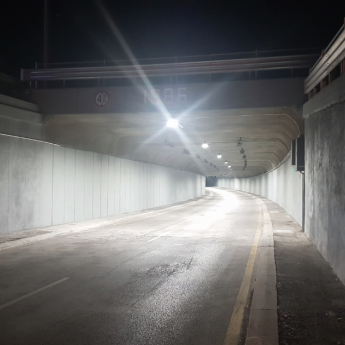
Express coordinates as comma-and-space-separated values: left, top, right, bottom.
217, 154, 222, 158
224, 161, 228, 164
166, 119, 179, 128
202, 142, 209, 148
228, 166, 231, 168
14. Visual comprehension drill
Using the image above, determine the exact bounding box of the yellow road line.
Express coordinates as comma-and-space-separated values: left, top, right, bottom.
223, 209, 262, 345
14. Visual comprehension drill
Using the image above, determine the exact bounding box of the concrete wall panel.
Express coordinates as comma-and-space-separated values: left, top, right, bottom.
0, 135, 204, 234
84, 151, 93, 220
64, 148, 75, 223
114, 157, 121, 215
130, 160, 137, 212
25, 141, 41, 229
75, 150, 85, 222
100, 154, 109, 217
52, 146, 65, 225
124, 159, 131, 213
39, 143, 53, 227
92, 153, 101, 219
305, 101, 345, 285
107, 156, 115, 215
0, 136, 10, 234
8, 139, 30, 232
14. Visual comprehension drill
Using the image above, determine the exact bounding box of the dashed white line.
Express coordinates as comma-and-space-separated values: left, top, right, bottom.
0, 277, 69, 310
147, 231, 172, 242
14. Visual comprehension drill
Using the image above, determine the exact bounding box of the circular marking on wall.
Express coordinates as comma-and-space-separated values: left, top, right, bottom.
94, 92, 109, 107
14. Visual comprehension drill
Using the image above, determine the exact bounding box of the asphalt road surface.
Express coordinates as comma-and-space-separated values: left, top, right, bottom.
0, 188, 261, 345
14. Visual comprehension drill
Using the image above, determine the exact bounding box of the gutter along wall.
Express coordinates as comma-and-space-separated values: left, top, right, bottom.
0, 135, 205, 235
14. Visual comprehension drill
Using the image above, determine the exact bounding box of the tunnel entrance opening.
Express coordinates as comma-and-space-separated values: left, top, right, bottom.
205, 176, 217, 187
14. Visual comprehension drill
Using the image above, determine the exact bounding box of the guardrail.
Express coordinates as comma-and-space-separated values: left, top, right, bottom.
305, 22, 345, 94
21, 54, 318, 82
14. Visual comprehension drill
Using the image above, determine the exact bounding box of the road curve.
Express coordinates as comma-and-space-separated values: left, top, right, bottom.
0, 188, 262, 345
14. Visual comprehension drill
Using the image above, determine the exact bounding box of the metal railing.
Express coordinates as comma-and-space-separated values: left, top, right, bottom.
34, 48, 320, 69
305, 22, 345, 94
21, 53, 318, 82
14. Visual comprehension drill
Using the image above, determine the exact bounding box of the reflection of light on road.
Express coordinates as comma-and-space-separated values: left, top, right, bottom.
202, 188, 239, 224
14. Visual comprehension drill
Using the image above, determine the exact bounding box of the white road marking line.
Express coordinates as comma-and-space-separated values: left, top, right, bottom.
147, 231, 172, 242
226, 220, 237, 236
0, 277, 69, 310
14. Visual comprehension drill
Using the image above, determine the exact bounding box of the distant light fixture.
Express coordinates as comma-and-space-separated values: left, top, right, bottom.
166, 119, 179, 128
202, 142, 209, 148
228, 166, 231, 168
237, 137, 244, 147
217, 154, 222, 159
163, 139, 174, 147
224, 161, 228, 164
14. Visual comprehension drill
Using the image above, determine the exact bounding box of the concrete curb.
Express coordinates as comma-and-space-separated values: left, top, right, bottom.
0, 191, 212, 252
245, 197, 278, 345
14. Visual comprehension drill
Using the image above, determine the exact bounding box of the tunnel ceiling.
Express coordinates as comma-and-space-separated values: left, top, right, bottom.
29, 78, 306, 178
42, 106, 302, 178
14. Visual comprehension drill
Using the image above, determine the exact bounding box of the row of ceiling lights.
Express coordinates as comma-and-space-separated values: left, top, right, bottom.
166, 120, 220, 173
167, 119, 232, 175
201, 141, 232, 171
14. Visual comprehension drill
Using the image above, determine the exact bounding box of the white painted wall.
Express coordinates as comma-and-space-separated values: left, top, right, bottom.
0, 135, 205, 235
217, 155, 303, 225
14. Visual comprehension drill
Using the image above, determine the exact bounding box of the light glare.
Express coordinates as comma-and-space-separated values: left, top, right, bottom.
202, 142, 209, 148
217, 154, 222, 158
166, 119, 179, 128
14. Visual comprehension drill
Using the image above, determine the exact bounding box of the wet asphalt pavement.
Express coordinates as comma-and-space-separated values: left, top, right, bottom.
0, 189, 261, 345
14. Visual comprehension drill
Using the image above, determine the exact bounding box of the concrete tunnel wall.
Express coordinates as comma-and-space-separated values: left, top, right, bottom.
216, 154, 303, 226
0, 134, 205, 235
305, 101, 345, 285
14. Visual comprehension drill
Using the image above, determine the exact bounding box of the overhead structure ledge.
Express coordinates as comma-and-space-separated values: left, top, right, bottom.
21, 54, 318, 81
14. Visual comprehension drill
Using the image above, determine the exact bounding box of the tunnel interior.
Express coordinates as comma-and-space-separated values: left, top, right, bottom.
1, 19, 345, 345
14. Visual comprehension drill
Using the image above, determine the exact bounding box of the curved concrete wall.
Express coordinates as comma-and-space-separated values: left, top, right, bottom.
216, 155, 303, 225
0, 135, 205, 235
